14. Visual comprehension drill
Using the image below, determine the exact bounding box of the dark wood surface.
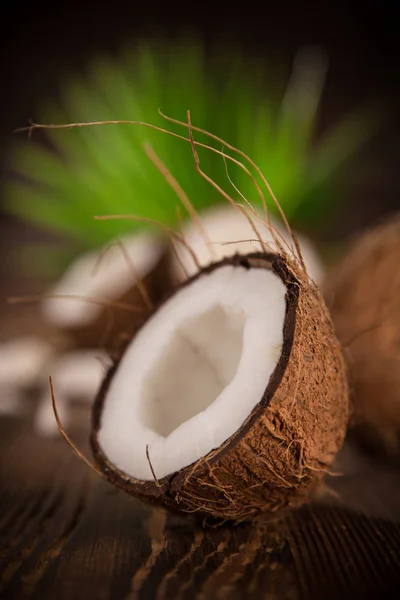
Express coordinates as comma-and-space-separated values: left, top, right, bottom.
1, 409, 400, 600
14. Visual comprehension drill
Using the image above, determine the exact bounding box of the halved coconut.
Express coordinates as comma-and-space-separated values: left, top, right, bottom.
92, 252, 348, 523
326, 214, 400, 453
169, 205, 325, 285
41, 231, 167, 348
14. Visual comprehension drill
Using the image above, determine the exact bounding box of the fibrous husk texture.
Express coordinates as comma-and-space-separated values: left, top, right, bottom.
326, 214, 400, 450
92, 252, 348, 524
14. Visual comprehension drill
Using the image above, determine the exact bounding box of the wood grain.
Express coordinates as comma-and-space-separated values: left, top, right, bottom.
1, 416, 400, 600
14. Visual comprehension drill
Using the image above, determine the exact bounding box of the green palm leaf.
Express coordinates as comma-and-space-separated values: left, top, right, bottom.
4, 40, 379, 275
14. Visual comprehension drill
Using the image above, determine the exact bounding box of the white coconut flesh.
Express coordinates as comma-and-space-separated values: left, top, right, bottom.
98, 263, 287, 481
0, 336, 54, 388
41, 231, 163, 328
35, 349, 110, 436
171, 205, 324, 285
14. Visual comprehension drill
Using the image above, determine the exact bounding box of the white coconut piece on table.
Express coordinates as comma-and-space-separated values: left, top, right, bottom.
170, 205, 324, 284
0, 336, 54, 389
35, 390, 71, 436
0, 336, 54, 418
97, 263, 286, 480
0, 386, 26, 417
41, 231, 163, 329
34, 349, 110, 436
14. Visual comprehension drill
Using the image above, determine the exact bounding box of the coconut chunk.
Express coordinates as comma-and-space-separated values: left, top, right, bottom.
0, 387, 26, 417
0, 336, 54, 388
97, 263, 286, 480
34, 349, 109, 436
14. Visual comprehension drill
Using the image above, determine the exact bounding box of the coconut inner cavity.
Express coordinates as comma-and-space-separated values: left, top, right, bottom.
140, 304, 245, 437
98, 263, 287, 480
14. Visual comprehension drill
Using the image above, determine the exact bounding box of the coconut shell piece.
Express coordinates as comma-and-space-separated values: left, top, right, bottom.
91, 252, 348, 523
326, 215, 400, 454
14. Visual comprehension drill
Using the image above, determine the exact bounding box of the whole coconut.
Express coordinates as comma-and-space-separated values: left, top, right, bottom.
326, 214, 400, 453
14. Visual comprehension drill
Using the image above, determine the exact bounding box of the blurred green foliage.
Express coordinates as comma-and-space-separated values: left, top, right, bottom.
4, 39, 379, 275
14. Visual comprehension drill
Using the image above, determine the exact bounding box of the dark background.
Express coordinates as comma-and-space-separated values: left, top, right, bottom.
0, 0, 398, 288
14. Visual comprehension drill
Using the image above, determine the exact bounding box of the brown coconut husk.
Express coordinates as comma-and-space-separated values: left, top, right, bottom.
91, 251, 348, 524
325, 214, 400, 454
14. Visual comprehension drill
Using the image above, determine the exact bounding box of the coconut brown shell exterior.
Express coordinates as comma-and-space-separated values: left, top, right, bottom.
325, 215, 400, 453
92, 252, 348, 523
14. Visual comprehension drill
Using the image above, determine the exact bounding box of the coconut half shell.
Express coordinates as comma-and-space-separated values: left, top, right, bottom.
326, 214, 400, 454
64, 251, 170, 350
41, 234, 170, 350
91, 252, 348, 523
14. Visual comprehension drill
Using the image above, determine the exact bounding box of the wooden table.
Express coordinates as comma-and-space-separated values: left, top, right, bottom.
1, 409, 400, 600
